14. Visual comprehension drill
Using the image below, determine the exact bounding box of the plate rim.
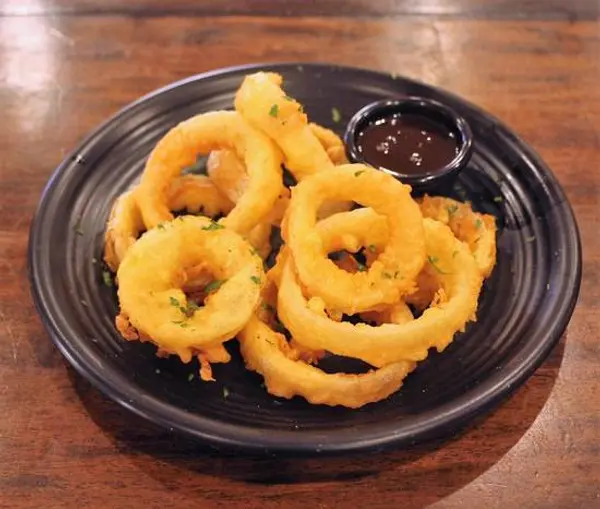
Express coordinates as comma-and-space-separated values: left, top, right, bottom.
28, 62, 582, 455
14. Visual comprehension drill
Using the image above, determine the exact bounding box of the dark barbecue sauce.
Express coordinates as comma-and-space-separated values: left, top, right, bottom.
357, 114, 459, 175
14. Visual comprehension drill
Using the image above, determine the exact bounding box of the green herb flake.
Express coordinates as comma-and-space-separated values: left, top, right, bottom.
169, 296, 180, 307
367, 244, 377, 253
186, 301, 200, 312
452, 250, 459, 258
357, 263, 367, 272
331, 107, 342, 123
475, 219, 483, 229
102, 270, 113, 288
354, 170, 366, 177
297, 104, 304, 114
157, 223, 166, 230
269, 104, 279, 117
428, 255, 449, 274
204, 279, 226, 294
446, 204, 459, 218
249, 246, 260, 256
201, 221, 224, 231
182, 300, 200, 317
493, 196, 503, 203
187, 373, 194, 382
222, 386, 230, 399
250, 275, 262, 285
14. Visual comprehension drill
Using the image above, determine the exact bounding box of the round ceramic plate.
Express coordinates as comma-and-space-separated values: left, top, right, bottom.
28, 63, 581, 455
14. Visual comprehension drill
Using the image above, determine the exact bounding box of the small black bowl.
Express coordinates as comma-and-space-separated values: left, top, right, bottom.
344, 97, 474, 192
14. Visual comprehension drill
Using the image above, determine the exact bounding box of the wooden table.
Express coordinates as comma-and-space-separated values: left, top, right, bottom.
1, 1, 598, 507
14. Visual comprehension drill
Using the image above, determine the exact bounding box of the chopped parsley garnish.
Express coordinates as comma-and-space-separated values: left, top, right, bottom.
102, 270, 113, 287
354, 170, 366, 177
205, 279, 226, 294
493, 196, 503, 203
157, 223, 166, 230
452, 250, 459, 258
182, 300, 200, 317
428, 255, 449, 274
269, 104, 279, 117
249, 246, 260, 256
250, 275, 261, 285
201, 221, 224, 231
187, 373, 194, 382
331, 107, 342, 123
446, 204, 459, 218
367, 244, 377, 253
169, 296, 180, 307
475, 219, 483, 229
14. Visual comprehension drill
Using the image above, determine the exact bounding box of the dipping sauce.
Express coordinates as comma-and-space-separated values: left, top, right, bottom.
356, 113, 459, 175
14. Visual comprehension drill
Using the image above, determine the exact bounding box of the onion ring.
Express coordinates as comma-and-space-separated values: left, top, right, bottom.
206, 148, 290, 227
278, 216, 483, 366
136, 110, 282, 234
117, 215, 265, 359
234, 72, 333, 181
206, 121, 346, 226
308, 123, 348, 165
419, 195, 497, 278
104, 175, 234, 272
285, 164, 425, 314
238, 276, 415, 408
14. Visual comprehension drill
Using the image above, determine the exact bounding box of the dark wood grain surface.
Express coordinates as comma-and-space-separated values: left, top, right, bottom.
1, 1, 598, 508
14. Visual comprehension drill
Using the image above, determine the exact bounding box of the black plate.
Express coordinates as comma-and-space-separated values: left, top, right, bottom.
28, 63, 581, 456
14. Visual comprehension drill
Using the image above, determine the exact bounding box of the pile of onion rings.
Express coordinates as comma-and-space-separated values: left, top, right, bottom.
104, 71, 497, 408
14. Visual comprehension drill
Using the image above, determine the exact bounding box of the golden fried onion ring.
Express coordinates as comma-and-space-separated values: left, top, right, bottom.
136, 110, 282, 234
238, 276, 415, 408
278, 216, 483, 367
117, 215, 265, 359
206, 149, 290, 227
419, 195, 497, 278
206, 121, 346, 226
234, 72, 334, 181
285, 164, 425, 314
104, 175, 234, 272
